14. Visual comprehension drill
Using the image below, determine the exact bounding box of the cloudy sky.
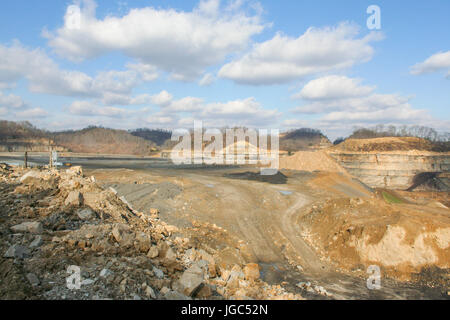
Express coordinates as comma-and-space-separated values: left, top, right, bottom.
0, 0, 449, 139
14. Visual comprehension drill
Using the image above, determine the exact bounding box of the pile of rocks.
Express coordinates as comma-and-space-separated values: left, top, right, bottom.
0, 165, 304, 300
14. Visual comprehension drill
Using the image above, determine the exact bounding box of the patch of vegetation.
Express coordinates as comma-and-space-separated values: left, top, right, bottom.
382, 191, 403, 204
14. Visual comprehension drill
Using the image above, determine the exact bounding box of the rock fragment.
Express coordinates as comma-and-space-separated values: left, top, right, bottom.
11, 222, 43, 234
65, 191, 83, 207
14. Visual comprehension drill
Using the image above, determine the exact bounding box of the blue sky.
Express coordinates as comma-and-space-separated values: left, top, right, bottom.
0, 0, 449, 139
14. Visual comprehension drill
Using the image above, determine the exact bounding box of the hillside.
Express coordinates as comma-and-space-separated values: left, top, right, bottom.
280, 128, 331, 152
130, 129, 172, 147
54, 127, 158, 156
0, 120, 64, 152
332, 137, 439, 153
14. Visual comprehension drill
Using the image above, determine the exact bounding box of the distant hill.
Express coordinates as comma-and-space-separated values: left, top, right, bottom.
54, 127, 158, 155
0, 120, 47, 140
280, 128, 331, 152
130, 128, 172, 147
335, 126, 450, 152
0, 120, 62, 152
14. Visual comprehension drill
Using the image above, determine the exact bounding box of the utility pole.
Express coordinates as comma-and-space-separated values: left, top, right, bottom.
49, 147, 53, 168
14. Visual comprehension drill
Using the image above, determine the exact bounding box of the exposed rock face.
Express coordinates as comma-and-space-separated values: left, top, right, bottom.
299, 197, 450, 281
329, 152, 450, 190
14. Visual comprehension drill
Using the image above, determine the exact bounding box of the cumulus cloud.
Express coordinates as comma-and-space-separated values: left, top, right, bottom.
291, 75, 431, 128
219, 22, 383, 85
198, 73, 215, 86
410, 50, 450, 78
0, 42, 158, 101
150, 91, 174, 107
15, 107, 49, 119
292, 75, 374, 100
158, 94, 280, 127
0, 91, 27, 109
45, 0, 265, 81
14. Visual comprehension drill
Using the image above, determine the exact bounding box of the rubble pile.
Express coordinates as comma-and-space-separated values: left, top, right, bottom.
0, 164, 304, 300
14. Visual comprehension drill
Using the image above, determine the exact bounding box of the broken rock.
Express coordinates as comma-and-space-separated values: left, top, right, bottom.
175, 265, 204, 297
4, 244, 30, 259
243, 263, 260, 281
26, 273, 40, 287
147, 246, 159, 259
29, 235, 43, 249
65, 191, 83, 207
76, 208, 95, 220
11, 222, 43, 234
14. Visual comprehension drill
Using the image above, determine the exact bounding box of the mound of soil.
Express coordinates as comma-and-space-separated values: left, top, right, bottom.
279, 151, 347, 173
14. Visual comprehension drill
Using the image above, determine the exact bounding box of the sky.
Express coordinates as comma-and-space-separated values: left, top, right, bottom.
0, 0, 449, 140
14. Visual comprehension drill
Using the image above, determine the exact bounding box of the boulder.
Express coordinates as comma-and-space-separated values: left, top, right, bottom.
76, 208, 94, 220
66, 166, 83, 176
65, 191, 83, 207
175, 265, 204, 297
4, 244, 29, 259
147, 246, 159, 259
153, 267, 164, 279
164, 291, 191, 300
100, 269, 113, 278
26, 273, 40, 287
29, 235, 43, 249
111, 224, 134, 247
243, 263, 260, 281
11, 222, 43, 234
20, 171, 43, 184
145, 286, 156, 299
196, 284, 213, 299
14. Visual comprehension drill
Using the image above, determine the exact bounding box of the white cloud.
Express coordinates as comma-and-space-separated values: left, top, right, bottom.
0, 91, 27, 109
150, 91, 174, 107
158, 94, 280, 127
219, 22, 383, 85
289, 75, 433, 133
292, 76, 414, 116
45, 0, 265, 80
68, 101, 128, 118
199, 73, 215, 86
410, 50, 450, 77
292, 75, 374, 100
101, 93, 153, 106
320, 106, 428, 123
15, 107, 49, 119
0, 42, 157, 101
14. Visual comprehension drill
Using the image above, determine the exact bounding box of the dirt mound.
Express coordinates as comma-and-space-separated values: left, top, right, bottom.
299, 197, 450, 282
279, 150, 347, 173
333, 137, 436, 152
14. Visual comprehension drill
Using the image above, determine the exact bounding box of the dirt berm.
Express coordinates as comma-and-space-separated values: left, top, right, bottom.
298, 196, 450, 283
